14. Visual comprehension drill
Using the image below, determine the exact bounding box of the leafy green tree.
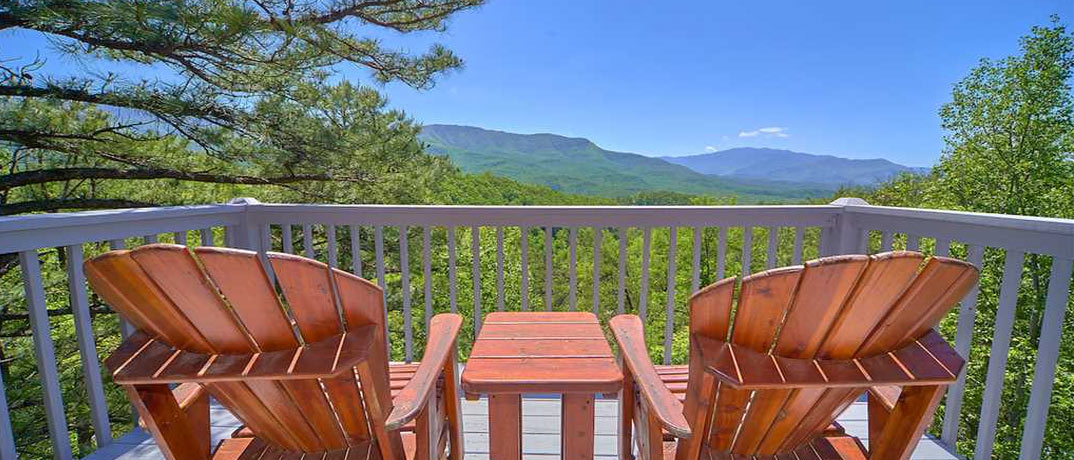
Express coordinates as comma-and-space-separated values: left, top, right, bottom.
933, 16, 1074, 218
853, 18, 1074, 459
932, 18, 1073, 459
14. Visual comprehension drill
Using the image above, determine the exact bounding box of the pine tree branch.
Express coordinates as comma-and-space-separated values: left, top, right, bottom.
0, 84, 240, 125
0, 167, 365, 191
0, 198, 156, 215
297, 0, 480, 29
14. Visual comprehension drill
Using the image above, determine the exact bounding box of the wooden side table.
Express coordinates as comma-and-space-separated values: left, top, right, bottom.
461, 312, 622, 460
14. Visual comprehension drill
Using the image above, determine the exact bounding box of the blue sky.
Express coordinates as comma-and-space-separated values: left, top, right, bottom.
5, 1, 1070, 167
362, 0, 1071, 166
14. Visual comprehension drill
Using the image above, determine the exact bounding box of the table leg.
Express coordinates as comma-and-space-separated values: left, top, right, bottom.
562, 393, 595, 460
489, 394, 522, 460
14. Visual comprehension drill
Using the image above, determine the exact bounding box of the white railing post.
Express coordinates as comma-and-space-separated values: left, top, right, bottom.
66, 244, 112, 446
227, 198, 265, 252
1020, 257, 1073, 459
0, 365, 15, 460
823, 198, 868, 255
19, 251, 73, 459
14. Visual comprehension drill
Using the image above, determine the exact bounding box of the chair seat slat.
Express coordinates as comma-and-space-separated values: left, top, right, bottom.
156, 350, 212, 380
892, 342, 956, 381
104, 330, 153, 371
858, 353, 911, 382
111, 327, 376, 384
113, 340, 176, 381
699, 332, 961, 389
916, 329, 965, 375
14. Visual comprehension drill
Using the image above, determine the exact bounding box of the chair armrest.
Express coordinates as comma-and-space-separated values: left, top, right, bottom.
609, 315, 691, 439
696, 329, 964, 390
106, 324, 378, 384
386, 313, 463, 431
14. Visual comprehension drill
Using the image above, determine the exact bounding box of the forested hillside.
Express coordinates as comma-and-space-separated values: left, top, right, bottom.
420, 124, 834, 202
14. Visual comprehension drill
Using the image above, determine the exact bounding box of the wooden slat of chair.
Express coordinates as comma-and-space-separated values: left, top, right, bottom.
679, 276, 735, 459
130, 246, 259, 353
708, 267, 802, 451
210, 383, 304, 451
195, 248, 299, 351
84, 252, 215, 352
697, 336, 961, 389
819, 253, 926, 359
860, 257, 979, 356
810, 437, 868, 460
270, 253, 366, 450
213, 438, 267, 460
333, 266, 408, 456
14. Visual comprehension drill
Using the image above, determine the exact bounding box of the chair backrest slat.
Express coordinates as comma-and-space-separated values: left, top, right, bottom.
819, 252, 926, 359
196, 248, 300, 351
333, 268, 399, 449
85, 253, 214, 352
269, 253, 366, 448
858, 257, 980, 356
127, 246, 257, 353
706, 266, 803, 451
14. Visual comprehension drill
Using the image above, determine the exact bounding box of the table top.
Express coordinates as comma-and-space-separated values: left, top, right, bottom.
461, 312, 622, 395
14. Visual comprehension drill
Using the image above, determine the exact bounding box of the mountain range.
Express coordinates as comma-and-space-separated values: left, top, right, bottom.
419, 124, 925, 202
661, 148, 928, 186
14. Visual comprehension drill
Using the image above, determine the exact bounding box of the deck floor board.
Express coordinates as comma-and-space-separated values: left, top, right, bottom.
83, 396, 959, 459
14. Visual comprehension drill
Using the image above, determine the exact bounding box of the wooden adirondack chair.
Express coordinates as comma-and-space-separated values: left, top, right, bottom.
611, 251, 978, 460
86, 244, 465, 460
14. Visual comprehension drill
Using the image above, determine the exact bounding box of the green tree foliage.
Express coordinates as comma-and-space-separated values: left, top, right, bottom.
844, 18, 1074, 459
933, 18, 1074, 218
0, 0, 482, 216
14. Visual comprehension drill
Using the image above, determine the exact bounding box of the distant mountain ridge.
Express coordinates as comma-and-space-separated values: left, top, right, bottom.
661, 148, 928, 186
418, 124, 836, 202
418, 124, 922, 202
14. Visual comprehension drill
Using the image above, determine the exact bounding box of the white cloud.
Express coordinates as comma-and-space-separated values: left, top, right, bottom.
704, 146, 718, 152
739, 126, 789, 138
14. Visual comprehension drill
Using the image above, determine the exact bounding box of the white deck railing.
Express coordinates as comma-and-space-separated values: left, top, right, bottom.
0, 198, 1070, 459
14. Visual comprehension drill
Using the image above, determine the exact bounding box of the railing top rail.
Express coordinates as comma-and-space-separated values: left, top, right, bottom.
4, 200, 1073, 256
247, 203, 843, 227
0, 204, 243, 254
844, 204, 1074, 236
0, 204, 239, 233
844, 204, 1074, 258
